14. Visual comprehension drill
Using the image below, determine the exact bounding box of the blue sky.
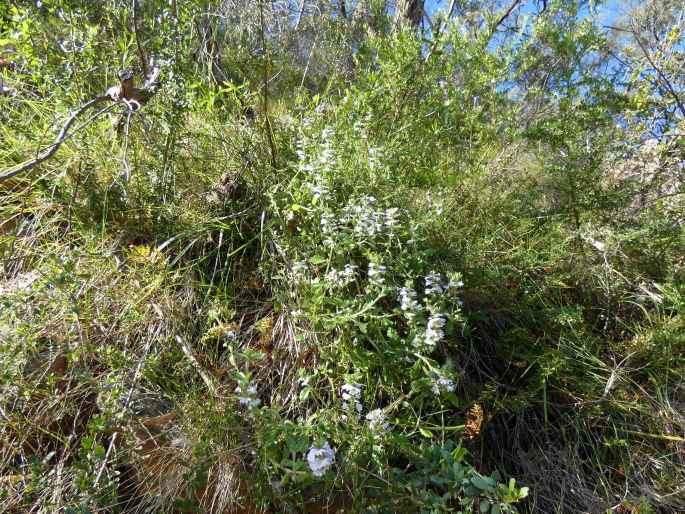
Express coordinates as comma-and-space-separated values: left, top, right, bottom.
422, 0, 634, 27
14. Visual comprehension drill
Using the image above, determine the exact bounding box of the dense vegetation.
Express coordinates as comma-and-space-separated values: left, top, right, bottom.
1, 0, 684, 512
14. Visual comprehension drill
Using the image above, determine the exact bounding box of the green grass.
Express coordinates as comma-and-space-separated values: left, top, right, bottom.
1, 7, 684, 513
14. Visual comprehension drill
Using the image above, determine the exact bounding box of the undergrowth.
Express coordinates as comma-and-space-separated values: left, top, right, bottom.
1, 2, 684, 513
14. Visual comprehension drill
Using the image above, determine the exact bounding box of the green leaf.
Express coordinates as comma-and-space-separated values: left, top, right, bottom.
419, 427, 433, 438
309, 255, 327, 265
471, 475, 495, 491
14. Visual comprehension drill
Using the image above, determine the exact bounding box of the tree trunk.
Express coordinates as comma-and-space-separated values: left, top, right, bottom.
395, 0, 423, 29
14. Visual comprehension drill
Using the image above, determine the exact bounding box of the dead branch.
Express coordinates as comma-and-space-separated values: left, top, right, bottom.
0, 68, 161, 183
175, 335, 219, 396
0, 94, 111, 183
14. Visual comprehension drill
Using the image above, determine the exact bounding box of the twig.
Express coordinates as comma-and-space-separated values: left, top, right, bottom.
633, 31, 685, 119
490, 0, 523, 39
93, 338, 153, 489
606, 24, 685, 119
0, 68, 162, 183
424, 0, 457, 62
259, 0, 278, 170
175, 335, 219, 396
0, 95, 111, 183
132, 0, 150, 78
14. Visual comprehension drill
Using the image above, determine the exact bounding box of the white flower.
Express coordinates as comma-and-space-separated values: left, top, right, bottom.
325, 268, 343, 286
368, 147, 383, 169
431, 376, 456, 395
448, 279, 464, 290
310, 181, 329, 200
321, 127, 335, 140
342, 263, 358, 279
425, 314, 446, 346
320, 212, 337, 234
366, 409, 389, 431
425, 272, 445, 295
236, 385, 261, 407
292, 261, 308, 281
398, 286, 419, 318
341, 383, 363, 418
368, 263, 386, 285
383, 207, 400, 228
307, 441, 335, 477
341, 383, 362, 401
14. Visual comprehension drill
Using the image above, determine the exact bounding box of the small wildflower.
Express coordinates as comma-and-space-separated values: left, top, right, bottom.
431, 376, 456, 395
425, 272, 445, 295
366, 408, 389, 431
425, 314, 446, 346
320, 212, 336, 234
341, 382, 363, 418
325, 269, 343, 287
236, 385, 261, 408
368, 147, 383, 169
398, 286, 419, 318
310, 181, 329, 201
448, 279, 464, 290
342, 263, 358, 279
383, 207, 401, 228
307, 441, 335, 477
341, 383, 362, 401
292, 261, 308, 278
368, 263, 386, 285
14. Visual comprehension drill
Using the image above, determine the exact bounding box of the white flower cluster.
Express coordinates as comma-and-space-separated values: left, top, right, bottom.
412, 314, 447, 350
398, 286, 419, 318
368, 262, 386, 286
318, 196, 404, 244
236, 384, 261, 408
307, 441, 335, 477
449, 278, 464, 289
368, 146, 383, 170
324, 264, 358, 288
425, 314, 446, 346
424, 272, 464, 300
431, 375, 456, 395
292, 261, 308, 283
365, 408, 389, 431
309, 181, 329, 201
296, 128, 337, 203
341, 383, 363, 418
349, 196, 402, 238
425, 272, 445, 295
426, 191, 445, 215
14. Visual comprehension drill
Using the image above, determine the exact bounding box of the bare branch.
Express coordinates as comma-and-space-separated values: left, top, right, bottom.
633, 31, 685, 119
0, 69, 162, 183
132, 0, 150, 78
492, 0, 523, 35
606, 24, 685, 119
0, 95, 111, 183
